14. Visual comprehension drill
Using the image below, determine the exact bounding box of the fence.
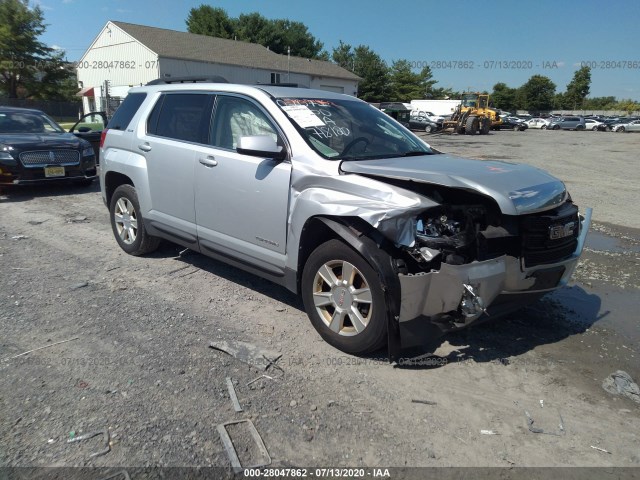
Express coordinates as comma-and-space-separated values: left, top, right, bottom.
0, 98, 82, 120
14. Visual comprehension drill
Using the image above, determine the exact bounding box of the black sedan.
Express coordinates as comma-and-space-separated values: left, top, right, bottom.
408, 114, 442, 133
492, 117, 528, 131
0, 107, 97, 186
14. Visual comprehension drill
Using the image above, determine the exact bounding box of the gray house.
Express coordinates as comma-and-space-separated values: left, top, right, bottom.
76, 21, 360, 113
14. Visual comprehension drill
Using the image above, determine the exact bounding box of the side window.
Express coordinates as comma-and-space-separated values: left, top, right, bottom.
210, 96, 278, 150
150, 93, 213, 144
108, 92, 146, 131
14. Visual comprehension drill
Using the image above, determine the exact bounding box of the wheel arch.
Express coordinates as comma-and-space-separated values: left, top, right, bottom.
296, 215, 403, 359
104, 171, 134, 207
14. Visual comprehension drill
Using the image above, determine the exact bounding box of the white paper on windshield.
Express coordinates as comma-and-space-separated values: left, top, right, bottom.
281, 105, 325, 128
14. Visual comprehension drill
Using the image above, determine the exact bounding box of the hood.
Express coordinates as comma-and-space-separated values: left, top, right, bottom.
0, 132, 86, 149
340, 154, 568, 215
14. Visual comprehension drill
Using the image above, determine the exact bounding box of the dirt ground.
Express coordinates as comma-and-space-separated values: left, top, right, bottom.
1, 129, 639, 475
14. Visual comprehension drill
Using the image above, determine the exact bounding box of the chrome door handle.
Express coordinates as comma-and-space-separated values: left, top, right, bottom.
199, 156, 218, 167
138, 143, 152, 152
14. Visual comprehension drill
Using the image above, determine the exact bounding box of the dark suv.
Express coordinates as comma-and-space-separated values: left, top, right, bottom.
0, 106, 97, 186
548, 116, 586, 131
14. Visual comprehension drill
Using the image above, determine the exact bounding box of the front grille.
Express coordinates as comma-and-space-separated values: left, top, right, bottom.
520, 203, 579, 267
19, 150, 80, 167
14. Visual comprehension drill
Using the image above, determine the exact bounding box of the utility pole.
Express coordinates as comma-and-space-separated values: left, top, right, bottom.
287, 46, 291, 82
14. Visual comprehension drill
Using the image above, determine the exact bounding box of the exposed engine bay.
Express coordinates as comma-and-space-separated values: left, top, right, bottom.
379, 183, 585, 333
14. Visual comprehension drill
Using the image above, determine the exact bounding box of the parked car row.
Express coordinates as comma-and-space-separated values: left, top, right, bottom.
513, 115, 639, 132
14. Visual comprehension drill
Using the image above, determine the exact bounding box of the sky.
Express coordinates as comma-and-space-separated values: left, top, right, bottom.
35, 0, 640, 100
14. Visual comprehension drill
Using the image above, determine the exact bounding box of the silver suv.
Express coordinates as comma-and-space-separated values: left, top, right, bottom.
99, 80, 591, 358
548, 116, 586, 130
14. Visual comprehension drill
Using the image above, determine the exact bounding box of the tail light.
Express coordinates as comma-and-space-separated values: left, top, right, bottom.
99, 129, 109, 149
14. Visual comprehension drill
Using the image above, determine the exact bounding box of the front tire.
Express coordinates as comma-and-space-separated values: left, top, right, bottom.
424, 124, 433, 133
109, 184, 160, 256
465, 116, 479, 135
301, 240, 387, 354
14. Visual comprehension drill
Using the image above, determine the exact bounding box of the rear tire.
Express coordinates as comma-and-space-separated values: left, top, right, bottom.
301, 239, 387, 354
109, 184, 160, 256
480, 118, 491, 134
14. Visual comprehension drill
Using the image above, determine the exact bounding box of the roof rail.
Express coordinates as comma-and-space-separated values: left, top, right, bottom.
256, 83, 307, 88
146, 76, 228, 85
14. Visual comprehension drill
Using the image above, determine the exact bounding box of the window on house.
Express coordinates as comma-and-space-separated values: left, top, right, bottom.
270, 73, 281, 84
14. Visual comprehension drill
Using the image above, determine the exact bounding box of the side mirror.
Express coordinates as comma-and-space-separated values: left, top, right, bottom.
236, 135, 286, 161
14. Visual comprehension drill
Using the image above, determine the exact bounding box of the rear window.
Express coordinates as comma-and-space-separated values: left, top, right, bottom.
108, 93, 147, 131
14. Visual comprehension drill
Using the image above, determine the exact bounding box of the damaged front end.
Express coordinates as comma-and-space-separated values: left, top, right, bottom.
333, 155, 592, 357
389, 191, 592, 354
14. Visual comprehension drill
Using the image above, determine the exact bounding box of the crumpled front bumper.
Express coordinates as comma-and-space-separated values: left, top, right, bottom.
395, 207, 592, 348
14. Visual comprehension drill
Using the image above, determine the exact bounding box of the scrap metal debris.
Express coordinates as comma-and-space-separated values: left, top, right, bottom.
246, 375, 273, 386
590, 446, 611, 454
411, 399, 437, 405
480, 430, 499, 435
524, 409, 565, 436
209, 340, 282, 372
226, 377, 243, 412
4, 337, 79, 361
11, 235, 29, 240
217, 419, 271, 473
67, 428, 111, 458
602, 370, 640, 404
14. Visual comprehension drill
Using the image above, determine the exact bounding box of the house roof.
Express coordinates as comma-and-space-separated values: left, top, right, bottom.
111, 21, 360, 82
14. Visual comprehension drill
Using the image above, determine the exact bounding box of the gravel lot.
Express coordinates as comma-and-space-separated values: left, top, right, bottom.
1, 128, 639, 474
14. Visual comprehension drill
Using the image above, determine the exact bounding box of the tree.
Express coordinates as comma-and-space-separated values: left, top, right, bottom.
519, 75, 556, 112
617, 99, 640, 114
331, 40, 354, 71
387, 60, 429, 101
564, 66, 591, 109
583, 96, 617, 110
271, 19, 323, 59
186, 5, 324, 58
0, 0, 69, 99
186, 5, 235, 39
491, 82, 518, 112
331, 42, 388, 102
418, 65, 438, 98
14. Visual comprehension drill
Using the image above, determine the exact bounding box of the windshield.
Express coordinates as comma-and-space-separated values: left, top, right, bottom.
0, 111, 65, 134
273, 97, 432, 160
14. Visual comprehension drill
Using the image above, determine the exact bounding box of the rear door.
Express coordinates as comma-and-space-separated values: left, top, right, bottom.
193, 94, 292, 276
139, 92, 215, 248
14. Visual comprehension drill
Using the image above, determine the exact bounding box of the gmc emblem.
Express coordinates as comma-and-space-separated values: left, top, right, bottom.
549, 221, 575, 240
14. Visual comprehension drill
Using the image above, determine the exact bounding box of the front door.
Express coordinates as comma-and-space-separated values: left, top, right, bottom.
193, 94, 292, 276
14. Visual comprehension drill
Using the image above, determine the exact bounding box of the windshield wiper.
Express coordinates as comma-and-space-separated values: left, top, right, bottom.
400, 150, 432, 157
